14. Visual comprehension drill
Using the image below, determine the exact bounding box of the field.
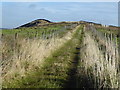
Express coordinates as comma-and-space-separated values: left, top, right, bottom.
1, 22, 120, 89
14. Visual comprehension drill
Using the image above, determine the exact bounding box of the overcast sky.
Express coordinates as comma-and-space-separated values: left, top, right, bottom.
1, 2, 118, 28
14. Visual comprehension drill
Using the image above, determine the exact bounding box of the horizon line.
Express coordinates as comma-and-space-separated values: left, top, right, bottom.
1, 19, 119, 29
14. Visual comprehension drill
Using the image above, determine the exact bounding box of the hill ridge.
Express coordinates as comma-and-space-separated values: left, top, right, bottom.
17, 19, 52, 28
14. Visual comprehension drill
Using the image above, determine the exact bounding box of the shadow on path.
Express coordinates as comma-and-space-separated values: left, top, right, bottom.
64, 46, 80, 88
63, 27, 95, 88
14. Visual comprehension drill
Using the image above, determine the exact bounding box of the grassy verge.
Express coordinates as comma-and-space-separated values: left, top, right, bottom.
3, 26, 83, 88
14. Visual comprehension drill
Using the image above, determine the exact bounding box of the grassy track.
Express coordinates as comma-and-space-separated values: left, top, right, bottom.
2, 23, 120, 88
3, 25, 84, 88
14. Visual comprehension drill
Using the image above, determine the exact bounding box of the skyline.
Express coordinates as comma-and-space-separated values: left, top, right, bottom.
1, 2, 118, 28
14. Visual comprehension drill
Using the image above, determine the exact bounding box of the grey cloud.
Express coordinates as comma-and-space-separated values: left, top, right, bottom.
28, 4, 36, 8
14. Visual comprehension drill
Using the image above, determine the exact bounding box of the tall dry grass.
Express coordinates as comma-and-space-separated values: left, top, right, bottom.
2, 25, 80, 83
81, 25, 119, 88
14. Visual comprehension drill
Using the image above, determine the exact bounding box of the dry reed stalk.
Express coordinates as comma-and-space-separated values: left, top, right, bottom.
81, 25, 119, 88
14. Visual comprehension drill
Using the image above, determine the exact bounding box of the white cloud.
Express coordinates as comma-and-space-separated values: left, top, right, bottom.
1, 0, 120, 2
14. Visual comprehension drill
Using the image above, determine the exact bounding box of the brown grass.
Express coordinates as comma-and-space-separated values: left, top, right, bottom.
2, 25, 80, 83
80, 25, 119, 88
